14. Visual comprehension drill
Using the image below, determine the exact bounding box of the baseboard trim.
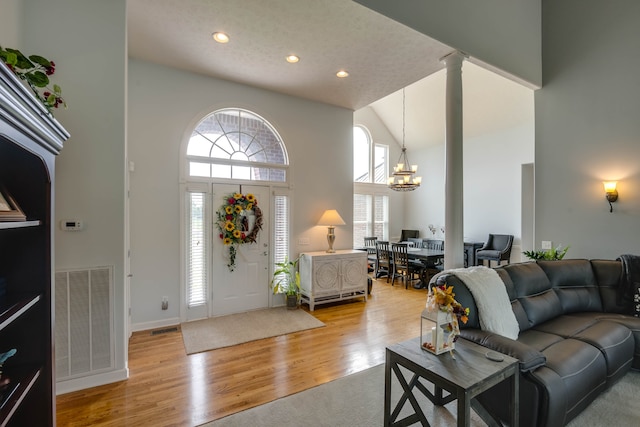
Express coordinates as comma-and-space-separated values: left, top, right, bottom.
56, 368, 129, 395
131, 317, 181, 333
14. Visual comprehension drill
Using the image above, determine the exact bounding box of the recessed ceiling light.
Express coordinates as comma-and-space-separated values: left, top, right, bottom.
286, 55, 300, 63
336, 70, 349, 78
212, 32, 229, 43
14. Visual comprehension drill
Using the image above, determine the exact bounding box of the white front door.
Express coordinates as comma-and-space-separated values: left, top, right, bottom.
211, 184, 270, 316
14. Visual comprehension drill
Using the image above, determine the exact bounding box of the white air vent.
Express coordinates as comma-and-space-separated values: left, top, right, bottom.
55, 267, 114, 380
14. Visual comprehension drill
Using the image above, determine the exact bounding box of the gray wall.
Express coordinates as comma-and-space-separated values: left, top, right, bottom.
536, 0, 640, 258
355, 0, 541, 88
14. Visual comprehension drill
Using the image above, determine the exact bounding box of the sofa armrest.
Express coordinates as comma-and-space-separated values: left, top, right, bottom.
460, 329, 546, 372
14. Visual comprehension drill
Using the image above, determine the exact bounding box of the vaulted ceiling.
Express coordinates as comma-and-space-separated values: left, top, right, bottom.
127, 0, 533, 149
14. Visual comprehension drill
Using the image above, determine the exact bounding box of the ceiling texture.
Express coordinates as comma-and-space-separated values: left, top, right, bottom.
127, 0, 534, 149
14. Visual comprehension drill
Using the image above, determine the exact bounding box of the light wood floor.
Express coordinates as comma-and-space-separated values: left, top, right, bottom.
56, 276, 428, 426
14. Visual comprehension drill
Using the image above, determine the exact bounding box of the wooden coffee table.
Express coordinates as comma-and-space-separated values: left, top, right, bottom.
384, 337, 519, 427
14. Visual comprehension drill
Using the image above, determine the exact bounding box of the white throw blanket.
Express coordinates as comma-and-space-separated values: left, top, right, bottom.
446, 266, 519, 340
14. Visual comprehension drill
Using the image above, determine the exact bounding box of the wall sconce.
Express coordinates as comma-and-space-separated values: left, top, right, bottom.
603, 181, 618, 213
317, 209, 345, 253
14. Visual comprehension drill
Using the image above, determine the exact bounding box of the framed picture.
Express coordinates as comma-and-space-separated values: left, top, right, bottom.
0, 187, 26, 222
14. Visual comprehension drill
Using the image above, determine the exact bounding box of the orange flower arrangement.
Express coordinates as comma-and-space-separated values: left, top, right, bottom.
424, 284, 470, 353
430, 284, 470, 325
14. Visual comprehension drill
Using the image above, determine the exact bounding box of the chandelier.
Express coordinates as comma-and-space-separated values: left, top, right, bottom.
388, 88, 422, 191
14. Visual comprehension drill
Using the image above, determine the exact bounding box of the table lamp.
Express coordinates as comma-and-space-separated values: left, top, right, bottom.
317, 209, 345, 253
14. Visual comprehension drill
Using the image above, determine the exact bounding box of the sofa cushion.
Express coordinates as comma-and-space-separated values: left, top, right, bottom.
519, 288, 564, 328
496, 269, 531, 331
529, 338, 607, 427
571, 319, 634, 383
570, 311, 640, 369
517, 329, 564, 353
538, 259, 603, 313
591, 259, 629, 313
503, 263, 565, 327
531, 314, 634, 382
532, 315, 597, 338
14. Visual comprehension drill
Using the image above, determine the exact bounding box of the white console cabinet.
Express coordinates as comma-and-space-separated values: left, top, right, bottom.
299, 250, 368, 311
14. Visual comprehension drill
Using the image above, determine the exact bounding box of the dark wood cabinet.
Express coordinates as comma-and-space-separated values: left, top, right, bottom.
0, 63, 68, 426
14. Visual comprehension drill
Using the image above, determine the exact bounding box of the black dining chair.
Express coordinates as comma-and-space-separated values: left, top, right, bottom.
375, 240, 391, 282
399, 229, 419, 242
391, 243, 422, 289
476, 234, 514, 267
423, 239, 444, 251
363, 236, 377, 273
407, 237, 423, 248
420, 239, 445, 283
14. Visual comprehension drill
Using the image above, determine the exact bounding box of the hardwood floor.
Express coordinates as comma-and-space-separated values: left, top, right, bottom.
56, 276, 428, 426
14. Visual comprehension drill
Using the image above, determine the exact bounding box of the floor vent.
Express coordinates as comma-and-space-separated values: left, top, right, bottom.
151, 327, 179, 335
55, 267, 114, 381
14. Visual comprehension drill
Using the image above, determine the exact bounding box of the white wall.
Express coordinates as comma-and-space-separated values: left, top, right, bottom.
354, 0, 541, 88
22, 0, 128, 390
403, 123, 534, 261
0, 0, 22, 46
536, 0, 640, 259
128, 59, 354, 329
353, 106, 406, 240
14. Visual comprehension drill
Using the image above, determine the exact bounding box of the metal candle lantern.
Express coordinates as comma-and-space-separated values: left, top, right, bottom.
420, 308, 455, 355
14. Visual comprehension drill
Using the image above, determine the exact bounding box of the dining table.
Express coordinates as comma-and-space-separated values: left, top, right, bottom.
406, 247, 445, 288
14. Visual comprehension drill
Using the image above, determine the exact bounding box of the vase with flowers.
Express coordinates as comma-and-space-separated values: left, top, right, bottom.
421, 284, 469, 355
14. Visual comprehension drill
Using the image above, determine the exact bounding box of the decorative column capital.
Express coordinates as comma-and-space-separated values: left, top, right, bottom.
440, 50, 468, 69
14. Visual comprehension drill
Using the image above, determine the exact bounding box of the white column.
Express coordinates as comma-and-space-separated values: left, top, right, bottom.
442, 51, 466, 269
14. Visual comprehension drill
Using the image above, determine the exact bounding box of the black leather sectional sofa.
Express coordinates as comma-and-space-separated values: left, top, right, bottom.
433, 259, 640, 427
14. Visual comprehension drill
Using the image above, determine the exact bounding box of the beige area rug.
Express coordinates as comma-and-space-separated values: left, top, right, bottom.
201, 365, 640, 427
181, 307, 324, 354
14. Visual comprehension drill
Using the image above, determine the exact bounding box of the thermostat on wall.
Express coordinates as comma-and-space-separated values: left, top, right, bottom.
60, 219, 83, 231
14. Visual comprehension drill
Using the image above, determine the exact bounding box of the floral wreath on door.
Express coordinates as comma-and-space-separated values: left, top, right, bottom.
215, 193, 263, 272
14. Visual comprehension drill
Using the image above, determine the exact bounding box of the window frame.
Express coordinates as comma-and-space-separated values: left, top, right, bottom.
185, 108, 290, 184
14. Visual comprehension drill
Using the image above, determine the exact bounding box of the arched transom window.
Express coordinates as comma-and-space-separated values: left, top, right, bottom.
187, 108, 288, 182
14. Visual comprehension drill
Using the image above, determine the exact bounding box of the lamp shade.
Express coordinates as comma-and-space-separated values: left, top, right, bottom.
603, 181, 617, 193
317, 209, 345, 226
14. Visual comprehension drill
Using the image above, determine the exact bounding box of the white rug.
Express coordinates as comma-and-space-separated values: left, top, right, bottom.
201, 365, 640, 427
181, 307, 324, 354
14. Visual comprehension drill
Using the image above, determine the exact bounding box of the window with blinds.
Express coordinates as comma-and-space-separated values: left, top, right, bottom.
273, 194, 290, 284
374, 195, 389, 239
187, 192, 207, 307
353, 193, 372, 247
353, 193, 388, 248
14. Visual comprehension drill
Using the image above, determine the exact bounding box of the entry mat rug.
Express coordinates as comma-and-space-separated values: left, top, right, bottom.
181, 307, 324, 354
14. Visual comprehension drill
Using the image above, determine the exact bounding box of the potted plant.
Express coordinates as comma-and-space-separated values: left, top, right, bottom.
523, 245, 570, 261
271, 256, 301, 309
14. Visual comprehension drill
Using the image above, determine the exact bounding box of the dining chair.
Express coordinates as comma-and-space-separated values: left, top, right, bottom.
399, 229, 419, 242
375, 240, 391, 282
420, 239, 445, 282
423, 239, 444, 250
407, 237, 423, 248
391, 243, 422, 289
476, 234, 514, 267
363, 236, 378, 273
